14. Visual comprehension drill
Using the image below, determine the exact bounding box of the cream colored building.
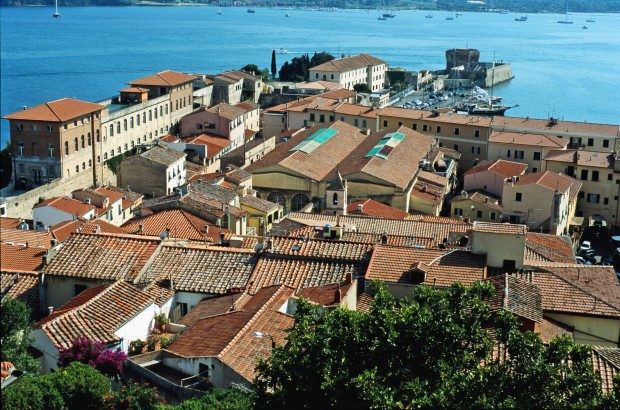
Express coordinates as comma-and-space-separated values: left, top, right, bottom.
212, 74, 244, 105
289, 99, 379, 133
501, 171, 581, 235
543, 149, 620, 225
309, 54, 388, 92
487, 131, 568, 173
463, 159, 528, 197
450, 190, 502, 222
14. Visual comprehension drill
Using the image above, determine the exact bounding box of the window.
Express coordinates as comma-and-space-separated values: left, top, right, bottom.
123, 119, 127, 131
143, 112, 146, 123
354, 118, 359, 127
578, 191, 584, 199
46, 124, 53, 132
74, 137, 78, 151
329, 115, 335, 122
412, 124, 417, 130
515, 192, 522, 202
592, 171, 599, 181
48, 143, 54, 157
149, 110, 152, 121
97, 155, 100, 163
515, 150, 524, 159
422, 124, 428, 132
506, 150, 511, 158
332, 192, 338, 206
362, 120, 367, 128
116, 122, 120, 133
87, 133, 91, 146
609, 174, 613, 181
587, 138, 594, 147
383, 120, 388, 127
124, 143, 128, 151
477, 210, 482, 218
104, 153, 108, 160
81, 135, 85, 148
532, 167, 538, 172
31, 124, 38, 131
436, 126, 441, 133
109, 124, 114, 136
604, 198, 609, 205
130, 117, 134, 128
75, 165, 79, 173
586, 193, 600, 203
319, 114, 325, 123
474, 130, 480, 138
16, 123, 24, 131
603, 139, 609, 148
454, 208, 463, 216
82, 162, 85, 170
533, 152, 541, 161
471, 146, 481, 155
330, 74, 334, 80
74, 284, 88, 296
454, 127, 460, 135
453, 144, 459, 151
309, 113, 315, 121
490, 212, 496, 220
64, 141, 68, 155
88, 159, 92, 167
581, 170, 588, 180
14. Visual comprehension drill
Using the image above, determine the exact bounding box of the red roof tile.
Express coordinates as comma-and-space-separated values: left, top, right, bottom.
34, 196, 96, 217
346, 199, 409, 220
489, 131, 568, 148
130, 70, 195, 87
0, 243, 46, 272
4, 98, 104, 122
50, 218, 127, 243
464, 159, 528, 178
1, 227, 54, 249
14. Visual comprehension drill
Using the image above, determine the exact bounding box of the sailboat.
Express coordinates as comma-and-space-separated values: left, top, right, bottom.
586, 16, 595, 23
557, 1, 573, 24
53, 0, 61, 18
217, 6, 222, 15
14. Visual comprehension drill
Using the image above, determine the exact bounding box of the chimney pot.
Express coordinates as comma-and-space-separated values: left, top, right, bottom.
334, 286, 342, 303
48, 306, 54, 315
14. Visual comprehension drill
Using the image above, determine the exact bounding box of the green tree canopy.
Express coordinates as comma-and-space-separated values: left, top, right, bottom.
353, 83, 372, 93
241, 64, 260, 74
278, 52, 335, 82
254, 282, 618, 409
0, 297, 39, 373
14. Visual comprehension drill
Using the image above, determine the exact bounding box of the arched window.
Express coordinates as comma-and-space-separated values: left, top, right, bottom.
332, 192, 338, 206
88, 159, 92, 167
160, 106, 163, 116
104, 153, 108, 160
137, 114, 141, 126
64, 141, 69, 155
75, 165, 79, 173
74, 137, 78, 151
80, 135, 85, 148
149, 110, 152, 121
267, 191, 286, 207
130, 117, 134, 128
109, 124, 114, 137
143, 112, 146, 123
123, 119, 127, 131
291, 193, 310, 212
165, 104, 169, 114
116, 122, 120, 133
87, 132, 91, 146
96, 130, 100, 142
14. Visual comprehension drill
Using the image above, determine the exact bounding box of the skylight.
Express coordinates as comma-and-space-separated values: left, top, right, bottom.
291, 128, 338, 154
365, 131, 405, 159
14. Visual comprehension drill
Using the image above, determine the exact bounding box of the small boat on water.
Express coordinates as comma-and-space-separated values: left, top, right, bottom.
515, 15, 527, 22
425, 14, 433, 18
557, 19, 573, 24
455, 102, 514, 116
286, 13, 290, 17
455, 12, 462, 16
53, 0, 61, 18
582, 25, 588, 29
586, 16, 595, 22
247, 8, 255, 14
275, 48, 288, 54
377, 16, 387, 20
382, 13, 395, 18
446, 16, 454, 20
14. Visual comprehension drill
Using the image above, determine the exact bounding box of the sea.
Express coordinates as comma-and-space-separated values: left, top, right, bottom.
1, 6, 619, 148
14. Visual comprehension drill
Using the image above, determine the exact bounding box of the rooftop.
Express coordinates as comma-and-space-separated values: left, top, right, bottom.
451, 190, 502, 211
489, 131, 568, 148
207, 102, 247, 120
0, 243, 46, 273
240, 195, 281, 214
377, 106, 492, 127
491, 116, 620, 138
0, 226, 54, 249
511, 171, 582, 196
140, 146, 186, 166
34, 196, 96, 217
464, 159, 528, 178
486, 274, 543, 323
543, 149, 614, 169
49, 218, 127, 242
129, 70, 196, 87
310, 53, 386, 72
4, 98, 104, 122
472, 221, 527, 235
346, 199, 410, 220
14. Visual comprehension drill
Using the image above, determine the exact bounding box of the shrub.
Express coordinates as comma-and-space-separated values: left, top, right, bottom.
105, 382, 164, 410
129, 339, 146, 356
159, 334, 178, 349
2, 375, 64, 410
172, 388, 254, 410
49, 362, 111, 410
154, 313, 169, 331
95, 348, 128, 377
58, 336, 105, 367
146, 335, 159, 352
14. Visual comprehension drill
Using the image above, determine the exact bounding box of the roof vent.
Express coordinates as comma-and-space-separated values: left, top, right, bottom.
203, 224, 209, 233
85, 198, 91, 205
138, 224, 144, 234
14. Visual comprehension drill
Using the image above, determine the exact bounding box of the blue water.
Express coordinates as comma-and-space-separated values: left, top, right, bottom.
2, 6, 620, 148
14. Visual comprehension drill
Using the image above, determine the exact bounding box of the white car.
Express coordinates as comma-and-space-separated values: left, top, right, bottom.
579, 240, 592, 251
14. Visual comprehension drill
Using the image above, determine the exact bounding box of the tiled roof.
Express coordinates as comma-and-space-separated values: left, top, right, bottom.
296, 80, 342, 91
188, 180, 237, 203
50, 219, 127, 243
377, 106, 492, 126
129, 70, 195, 87
225, 167, 252, 184
592, 347, 620, 394
356, 292, 374, 313
512, 171, 581, 195
122, 209, 230, 242
267, 236, 372, 262
310, 53, 386, 72
451, 190, 503, 211
346, 199, 410, 220
486, 274, 543, 322
339, 126, 435, 190
491, 116, 620, 138
246, 122, 366, 182
0, 243, 46, 272
140, 146, 186, 166
365, 245, 487, 287
417, 170, 448, 187
220, 70, 260, 82
0, 227, 54, 249
142, 282, 175, 307
185, 134, 231, 159
0, 272, 39, 311
530, 265, 620, 318
247, 255, 359, 294
207, 102, 247, 120
472, 221, 527, 235
544, 149, 614, 169
35, 281, 154, 350
524, 233, 575, 264
142, 245, 257, 294
410, 182, 444, 205
296, 281, 354, 307
34, 196, 95, 217
44, 233, 160, 281
464, 159, 528, 178
179, 294, 245, 327
4, 98, 104, 122
0, 218, 22, 229
340, 232, 436, 248
489, 131, 567, 148
537, 316, 572, 344
236, 100, 260, 112
120, 86, 149, 93
240, 195, 280, 213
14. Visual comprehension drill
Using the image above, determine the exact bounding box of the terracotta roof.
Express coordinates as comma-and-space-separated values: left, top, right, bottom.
142, 282, 175, 307
524, 233, 576, 264
377, 106, 492, 126
0, 272, 39, 310
33, 196, 95, 217
49, 219, 127, 242
0, 227, 54, 249
0, 243, 46, 272
240, 195, 280, 214
185, 134, 231, 159
340, 232, 435, 248
320, 88, 357, 101
178, 191, 246, 219
472, 221, 527, 235
296, 80, 342, 91
267, 236, 372, 262
296, 280, 354, 307
265, 89, 355, 114
544, 149, 614, 169
451, 190, 503, 211
129, 70, 196, 87
44, 233, 160, 281
486, 274, 543, 322
308, 101, 379, 118
120, 86, 149, 93
417, 170, 448, 187
464, 159, 528, 178
339, 126, 435, 190
35, 281, 154, 349
122, 209, 230, 242
537, 316, 572, 344
491, 116, 620, 138
512, 171, 581, 195
141, 245, 257, 294
207, 102, 247, 120
410, 182, 444, 205
530, 265, 620, 318
356, 292, 374, 313
140, 146, 186, 166
489, 131, 568, 148
224, 167, 252, 184
0, 218, 22, 229
220, 70, 261, 82
366, 245, 486, 287
4, 98, 104, 122
592, 347, 620, 394
179, 294, 245, 327
310, 53, 386, 72
246, 122, 367, 182
346, 199, 410, 220
236, 100, 260, 112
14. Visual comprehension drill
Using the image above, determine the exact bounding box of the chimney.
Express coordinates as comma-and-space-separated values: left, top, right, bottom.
220, 232, 225, 244
345, 272, 353, 284
334, 285, 342, 303
95, 224, 101, 234
357, 204, 364, 212
138, 224, 144, 234
25, 242, 28, 248
203, 224, 209, 233
85, 198, 91, 205
48, 306, 54, 315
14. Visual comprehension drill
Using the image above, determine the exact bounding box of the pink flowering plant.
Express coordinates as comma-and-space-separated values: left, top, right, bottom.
58, 336, 127, 376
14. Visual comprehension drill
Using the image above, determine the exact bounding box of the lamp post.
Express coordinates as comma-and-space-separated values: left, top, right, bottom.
252, 331, 275, 350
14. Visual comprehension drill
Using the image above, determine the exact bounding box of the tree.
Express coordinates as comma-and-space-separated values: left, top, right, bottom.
170, 388, 254, 410
106, 383, 164, 410
254, 282, 615, 409
353, 83, 371, 93
0, 297, 39, 373
278, 52, 335, 82
271, 50, 277, 80
241, 64, 260, 75
1, 375, 64, 410
49, 362, 111, 410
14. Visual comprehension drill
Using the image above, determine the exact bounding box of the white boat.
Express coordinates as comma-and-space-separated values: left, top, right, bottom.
557, 1, 573, 24
515, 15, 527, 22
425, 14, 433, 18
53, 0, 61, 18
286, 13, 290, 17
217, 7, 222, 15
275, 48, 288, 54
586, 16, 595, 22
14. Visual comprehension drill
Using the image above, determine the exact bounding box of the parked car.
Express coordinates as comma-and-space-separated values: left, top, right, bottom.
575, 256, 592, 265
579, 240, 592, 251
600, 255, 612, 265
